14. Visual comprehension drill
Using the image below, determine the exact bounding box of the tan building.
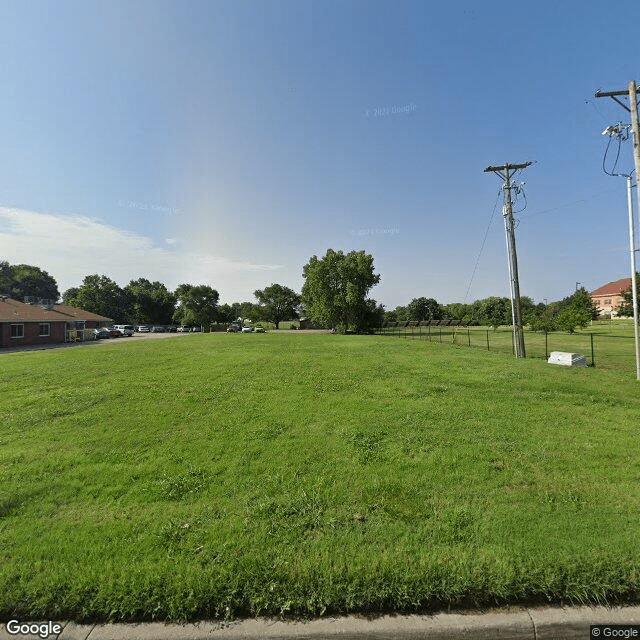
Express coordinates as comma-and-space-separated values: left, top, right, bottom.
590, 278, 632, 317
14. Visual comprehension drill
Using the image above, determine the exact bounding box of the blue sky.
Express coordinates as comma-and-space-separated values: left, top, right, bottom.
0, 0, 639, 308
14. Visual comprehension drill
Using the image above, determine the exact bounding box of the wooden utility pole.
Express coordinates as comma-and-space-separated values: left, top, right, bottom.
484, 162, 532, 358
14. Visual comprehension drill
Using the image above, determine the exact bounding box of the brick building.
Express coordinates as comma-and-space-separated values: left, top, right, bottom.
590, 278, 632, 318
0, 297, 111, 348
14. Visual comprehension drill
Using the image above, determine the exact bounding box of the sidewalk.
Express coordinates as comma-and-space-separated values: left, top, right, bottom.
3, 605, 640, 640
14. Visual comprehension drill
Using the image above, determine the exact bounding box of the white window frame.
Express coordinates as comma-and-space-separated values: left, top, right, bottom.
39, 323, 51, 337
10, 324, 24, 339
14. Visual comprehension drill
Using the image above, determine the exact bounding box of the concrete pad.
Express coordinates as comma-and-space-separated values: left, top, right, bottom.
547, 351, 587, 367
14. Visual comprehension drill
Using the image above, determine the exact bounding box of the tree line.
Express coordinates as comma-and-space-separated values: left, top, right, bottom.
0, 255, 617, 334
387, 287, 600, 334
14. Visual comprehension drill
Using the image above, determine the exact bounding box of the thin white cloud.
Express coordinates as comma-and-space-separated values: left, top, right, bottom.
0, 207, 283, 295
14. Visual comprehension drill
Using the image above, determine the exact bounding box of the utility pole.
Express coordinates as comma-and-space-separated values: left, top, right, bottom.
484, 162, 532, 358
595, 81, 640, 249
596, 81, 640, 380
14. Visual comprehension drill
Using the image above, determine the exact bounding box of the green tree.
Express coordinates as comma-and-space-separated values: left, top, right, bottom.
240, 301, 262, 322
476, 296, 511, 329
301, 249, 381, 333
556, 309, 586, 334
407, 297, 442, 322
1, 263, 60, 301
394, 305, 409, 322
254, 284, 301, 329
216, 303, 236, 324
616, 274, 640, 319
124, 279, 176, 325
383, 309, 397, 323
570, 287, 599, 321
173, 284, 219, 327
0, 261, 13, 295
62, 275, 128, 320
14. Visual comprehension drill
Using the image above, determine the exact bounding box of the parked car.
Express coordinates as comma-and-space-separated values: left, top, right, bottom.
167, 326, 178, 333
226, 324, 241, 333
191, 326, 201, 332
113, 324, 134, 336
254, 326, 266, 333
92, 328, 110, 340
241, 326, 254, 333
105, 328, 123, 338
177, 326, 190, 332
151, 326, 165, 333
137, 325, 150, 333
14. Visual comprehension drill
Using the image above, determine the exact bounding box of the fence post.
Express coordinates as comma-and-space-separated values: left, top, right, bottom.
468, 328, 471, 347
486, 330, 490, 350
591, 333, 595, 367
545, 331, 548, 359
439, 327, 442, 343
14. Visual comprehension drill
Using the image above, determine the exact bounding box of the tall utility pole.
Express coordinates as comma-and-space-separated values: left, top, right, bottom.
595, 81, 640, 380
595, 81, 640, 231
484, 162, 532, 358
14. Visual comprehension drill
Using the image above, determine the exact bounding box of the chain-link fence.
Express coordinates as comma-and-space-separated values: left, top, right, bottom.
376, 322, 640, 373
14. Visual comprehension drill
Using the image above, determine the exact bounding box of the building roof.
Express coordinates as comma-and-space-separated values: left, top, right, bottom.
0, 298, 71, 323
53, 304, 112, 322
591, 278, 632, 297
0, 298, 113, 323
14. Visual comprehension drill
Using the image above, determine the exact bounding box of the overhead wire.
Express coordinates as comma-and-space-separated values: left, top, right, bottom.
463, 188, 502, 304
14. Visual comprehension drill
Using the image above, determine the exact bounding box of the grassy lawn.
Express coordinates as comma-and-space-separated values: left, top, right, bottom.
383, 320, 640, 374
1, 333, 640, 621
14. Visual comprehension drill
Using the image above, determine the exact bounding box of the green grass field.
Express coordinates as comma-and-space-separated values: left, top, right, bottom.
2, 332, 640, 622
380, 320, 640, 374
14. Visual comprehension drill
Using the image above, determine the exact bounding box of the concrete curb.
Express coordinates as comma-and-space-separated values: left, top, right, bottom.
2, 606, 640, 640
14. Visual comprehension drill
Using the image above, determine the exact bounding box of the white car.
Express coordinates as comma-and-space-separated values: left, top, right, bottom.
241, 326, 254, 333
137, 325, 150, 333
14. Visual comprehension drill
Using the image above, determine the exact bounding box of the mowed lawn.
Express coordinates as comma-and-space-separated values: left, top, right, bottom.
1, 333, 640, 621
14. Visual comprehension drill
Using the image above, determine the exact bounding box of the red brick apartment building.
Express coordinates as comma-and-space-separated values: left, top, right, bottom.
0, 297, 111, 348
590, 278, 632, 318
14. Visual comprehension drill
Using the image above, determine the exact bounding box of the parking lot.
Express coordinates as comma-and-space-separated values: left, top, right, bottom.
0, 330, 191, 354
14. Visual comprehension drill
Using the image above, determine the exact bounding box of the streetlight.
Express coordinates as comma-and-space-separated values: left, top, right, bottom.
601, 123, 640, 379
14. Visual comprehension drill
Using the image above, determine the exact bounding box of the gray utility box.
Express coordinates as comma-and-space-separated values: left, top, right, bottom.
547, 351, 587, 367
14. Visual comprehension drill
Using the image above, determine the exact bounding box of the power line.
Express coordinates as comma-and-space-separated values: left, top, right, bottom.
463, 188, 502, 305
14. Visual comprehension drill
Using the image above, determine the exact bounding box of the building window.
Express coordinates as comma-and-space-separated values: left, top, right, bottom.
39, 323, 50, 336
10, 324, 24, 339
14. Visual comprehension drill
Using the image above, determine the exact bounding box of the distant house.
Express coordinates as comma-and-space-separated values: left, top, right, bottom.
590, 278, 632, 318
0, 297, 111, 348
298, 317, 323, 330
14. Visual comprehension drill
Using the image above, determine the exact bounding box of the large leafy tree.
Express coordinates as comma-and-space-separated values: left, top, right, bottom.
216, 304, 236, 324
301, 249, 381, 333
124, 278, 176, 325
0, 262, 60, 301
62, 275, 129, 320
254, 284, 301, 329
407, 297, 443, 322
173, 284, 219, 327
